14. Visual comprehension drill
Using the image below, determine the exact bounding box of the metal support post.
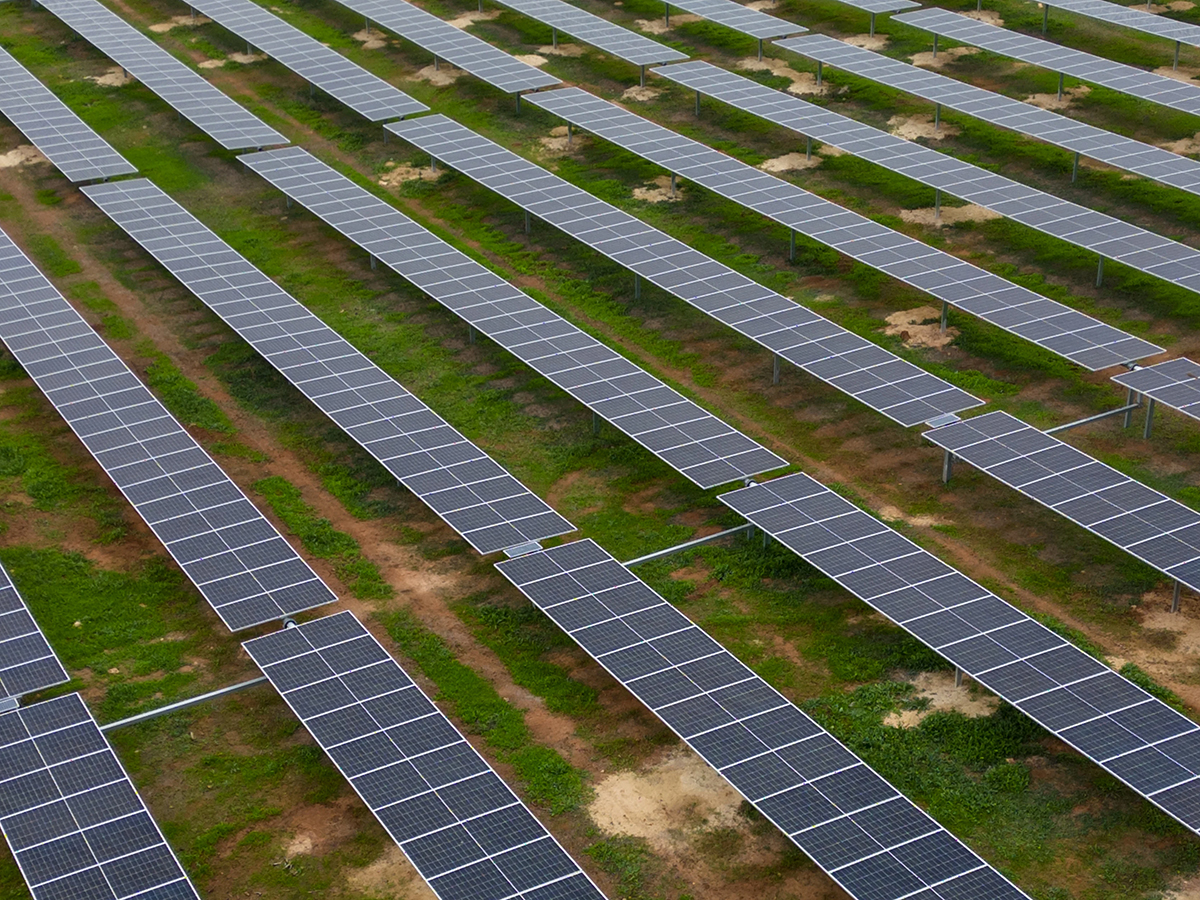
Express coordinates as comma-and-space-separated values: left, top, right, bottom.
763, 529, 769, 549
869, 12, 876, 35
1144, 397, 1157, 438
430, 155, 437, 173
1071, 150, 1080, 183
1042, 3, 1049, 34
516, 92, 522, 112
758, 38, 764, 60
1123, 388, 1137, 428
773, 354, 781, 385
593, 411, 600, 435
934, 103, 941, 131
665, 0, 670, 24
567, 122, 572, 146
977, 0, 981, 9
695, 89, 701, 115
670, 173, 677, 198
370, 255, 376, 270
101, 677, 269, 732
940, 299, 948, 333
1173, 580, 1182, 613
789, 229, 796, 263
310, 82, 315, 98
933, 34, 938, 58
955, 668, 963, 687
365, 17, 370, 33
190, 5, 195, 21
817, 61, 823, 85
1096, 255, 1104, 287
934, 188, 941, 223
640, 65, 646, 87
434, 55, 439, 71
479, 0, 482, 10
246, 41, 251, 56
286, 196, 292, 210
552, 27, 557, 48
469, 324, 476, 345
806, 135, 812, 160
635, 273, 641, 300
1176, 40, 1182, 70
942, 449, 954, 484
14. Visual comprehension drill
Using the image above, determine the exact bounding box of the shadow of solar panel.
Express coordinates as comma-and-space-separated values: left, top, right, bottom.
35, 0, 286, 149
0, 226, 335, 631
181, 0, 426, 121
661, 0, 804, 39
386, 114, 982, 427
495, 539, 1033, 899
327, 0, 559, 92
1044, 0, 1200, 46
718, 471, 1200, 834
239, 147, 785, 489
529, 86, 1164, 372
491, 0, 686, 64
0, 694, 200, 900
0, 46, 136, 182
1114, 358, 1200, 423
775, 34, 1200, 200
80, 179, 573, 555
244, 611, 606, 900
0, 563, 68, 701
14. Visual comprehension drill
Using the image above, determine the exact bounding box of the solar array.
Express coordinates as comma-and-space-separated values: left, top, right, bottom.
388, 115, 983, 428
0, 563, 68, 703
661, 0, 805, 40
329, 0, 559, 93
1114, 358, 1200, 424
35, 0, 286, 150
775, 35, 1200, 199
925, 411, 1200, 593
496, 539, 1033, 900
895, 8, 1200, 117
830, 0, 919, 16
0, 225, 335, 631
81, 178, 573, 555
244, 611, 606, 900
0, 693, 200, 900
1039, 0, 1200, 49
526, 88, 1162, 371
491, 0, 687, 66
720, 473, 1200, 835
242, 147, 786, 489
655, 63, 1200, 319
179, 0, 428, 121
0, 45, 136, 183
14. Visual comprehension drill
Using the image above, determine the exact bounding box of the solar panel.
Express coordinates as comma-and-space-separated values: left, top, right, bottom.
719, 472, 1200, 836
0, 563, 69, 703
35, 0, 286, 150
328, 0, 560, 93
244, 611, 606, 900
81, 178, 574, 555
662, 0, 805, 40
775, 34, 1200, 199
1114, 357, 1200, 424
924, 411, 1200, 593
828, 0, 919, 14
526, 88, 1162, 372
0, 693, 200, 900
241, 147, 786, 489
0, 45, 136, 182
180, 0, 427, 121
0, 225, 335, 631
496, 539, 1033, 900
387, 115, 983, 428
1042, 0, 1200, 49
895, 9, 1200, 117
491, 0, 687, 66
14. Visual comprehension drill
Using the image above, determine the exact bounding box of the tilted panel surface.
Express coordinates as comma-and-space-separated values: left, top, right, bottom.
0, 563, 68, 702
331, 0, 559, 92
81, 178, 573, 555
0, 46, 136, 182
925, 411, 1200, 593
775, 34, 1200, 198
0, 693, 200, 900
895, 9, 1200, 117
662, 0, 804, 40
827, 0, 919, 14
0, 225, 334, 631
388, 114, 983, 427
35, 0, 286, 149
493, 0, 687, 64
244, 611, 605, 900
182, 0, 427, 120
496, 539, 1033, 900
1043, 0, 1200, 47
1114, 358, 1200, 422
720, 472, 1200, 834
527, 87, 1161, 370
242, 147, 786, 489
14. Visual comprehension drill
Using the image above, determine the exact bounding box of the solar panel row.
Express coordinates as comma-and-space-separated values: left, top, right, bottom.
720, 472, 1200, 835
0, 45, 136, 183
774, 34, 1200, 199
80, 178, 574, 555
35, 0, 286, 149
241, 147, 787, 489
0, 225, 336, 631
0, 564, 68, 703
1040, 0, 1200, 49
895, 9, 1200, 118
492, 0, 687, 66
661, 0, 804, 40
1114, 358, 1200, 425
496, 539, 1033, 900
244, 611, 606, 900
179, 0, 428, 121
388, 114, 984, 427
525, 88, 1162, 371
0, 693, 201, 900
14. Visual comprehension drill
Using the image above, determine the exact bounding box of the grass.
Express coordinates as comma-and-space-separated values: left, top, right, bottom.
141, 343, 237, 435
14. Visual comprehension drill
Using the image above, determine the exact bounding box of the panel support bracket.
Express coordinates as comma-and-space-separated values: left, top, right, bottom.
942, 449, 954, 484
940, 299, 948, 333
1045, 401, 1141, 435
1173, 579, 1183, 613
101, 677, 269, 733
773, 353, 781, 385
624, 523, 755, 567
1144, 396, 1157, 438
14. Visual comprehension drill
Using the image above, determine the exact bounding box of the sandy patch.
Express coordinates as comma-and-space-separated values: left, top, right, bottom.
635, 13, 701, 34
414, 63, 464, 85
844, 33, 890, 50
515, 54, 550, 67
884, 671, 999, 728
1025, 84, 1090, 110
883, 306, 958, 349
962, 8, 1004, 24
284, 834, 312, 858
87, 66, 134, 87
622, 85, 661, 101
378, 161, 440, 187
633, 174, 684, 202
746, 0, 777, 8
446, 8, 499, 28
346, 844, 435, 898
760, 151, 821, 172
198, 52, 265, 68
738, 56, 837, 96
1162, 132, 1200, 155
879, 504, 947, 527
1154, 63, 1200, 82
900, 203, 1002, 227
536, 42, 586, 56
1147, 0, 1195, 11
149, 14, 210, 32
911, 45, 979, 69
888, 114, 958, 140
352, 28, 387, 49
539, 124, 589, 155
0, 146, 49, 170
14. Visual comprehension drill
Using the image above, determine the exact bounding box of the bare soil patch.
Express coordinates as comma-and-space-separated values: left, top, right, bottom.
446, 8, 499, 28
622, 85, 662, 101
515, 53, 550, 66
844, 33, 890, 50
760, 151, 821, 172
351, 27, 387, 49
539, 125, 589, 155
536, 43, 586, 56
635, 13, 700, 34
0, 146, 48, 170
878, 504, 947, 527
963, 9, 1004, 24
888, 114, 959, 141
149, 14, 210, 31
911, 45, 979, 68
1147, 0, 1195, 11
198, 52, 266, 68
884, 306, 958, 349
87, 66, 134, 86
633, 174, 684, 203
414, 63, 464, 85
884, 671, 999, 728
1025, 84, 1091, 110
737, 57, 838, 96
1155, 64, 1200, 82
346, 844, 435, 898
899, 204, 1002, 227
378, 161, 440, 187
1162, 132, 1200, 154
